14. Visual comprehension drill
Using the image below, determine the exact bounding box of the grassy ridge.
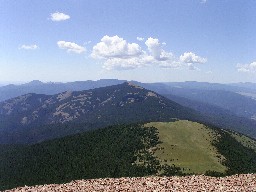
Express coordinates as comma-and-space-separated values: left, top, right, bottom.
145, 121, 226, 174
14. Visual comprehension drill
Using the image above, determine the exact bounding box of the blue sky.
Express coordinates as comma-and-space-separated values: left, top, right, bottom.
0, 0, 256, 83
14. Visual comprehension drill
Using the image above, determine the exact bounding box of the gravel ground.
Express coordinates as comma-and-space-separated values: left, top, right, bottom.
4, 174, 256, 192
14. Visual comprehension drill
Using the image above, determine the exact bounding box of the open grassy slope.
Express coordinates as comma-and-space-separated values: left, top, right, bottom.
229, 132, 256, 152
145, 120, 227, 174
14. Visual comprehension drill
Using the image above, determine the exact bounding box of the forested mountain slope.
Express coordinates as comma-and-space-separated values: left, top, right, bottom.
1, 122, 255, 191
0, 83, 199, 144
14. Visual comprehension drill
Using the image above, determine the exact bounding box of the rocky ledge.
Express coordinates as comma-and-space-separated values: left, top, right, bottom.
4, 174, 256, 192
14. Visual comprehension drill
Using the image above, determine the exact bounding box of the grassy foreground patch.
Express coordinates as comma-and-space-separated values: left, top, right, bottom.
145, 120, 227, 174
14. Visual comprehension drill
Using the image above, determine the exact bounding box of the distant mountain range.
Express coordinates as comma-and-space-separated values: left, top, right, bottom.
1, 79, 255, 101
0, 82, 200, 144
1, 80, 256, 118
158, 87, 256, 120
1, 80, 256, 143
0, 79, 126, 102
131, 81, 256, 121
1, 79, 256, 120
164, 94, 256, 138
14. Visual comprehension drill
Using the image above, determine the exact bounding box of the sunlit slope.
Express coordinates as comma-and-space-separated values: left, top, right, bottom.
145, 120, 227, 174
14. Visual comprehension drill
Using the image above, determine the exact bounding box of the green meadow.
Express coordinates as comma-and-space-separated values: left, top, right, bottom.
145, 120, 227, 174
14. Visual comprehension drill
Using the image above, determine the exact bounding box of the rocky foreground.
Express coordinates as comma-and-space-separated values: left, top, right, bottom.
4, 174, 256, 192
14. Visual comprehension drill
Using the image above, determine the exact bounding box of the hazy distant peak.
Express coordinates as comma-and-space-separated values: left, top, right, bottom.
26, 80, 44, 85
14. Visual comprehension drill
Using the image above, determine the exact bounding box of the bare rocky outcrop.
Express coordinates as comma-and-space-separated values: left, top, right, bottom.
4, 174, 256, 192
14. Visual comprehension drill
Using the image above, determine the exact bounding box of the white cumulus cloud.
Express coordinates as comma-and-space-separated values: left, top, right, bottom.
144, 37, 179, 68
145, 37, 161, 59
237, 62, 256, 73
180, 52, 207, 64
145, 37, 174, 61
91, 35, 142, 59
57, 41, 86, 54
19, 44, 38, 50
50, 12, 70, 21
91, 35, 150, 70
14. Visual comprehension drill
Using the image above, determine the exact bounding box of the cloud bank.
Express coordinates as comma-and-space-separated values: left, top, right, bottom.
57, 41, 86, 54
237, 62, 256, 73
91, 35, 207, 71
